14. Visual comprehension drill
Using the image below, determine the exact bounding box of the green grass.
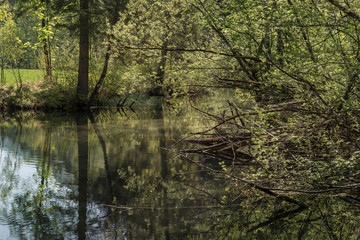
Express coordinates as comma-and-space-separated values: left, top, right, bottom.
3, 69, 45, 84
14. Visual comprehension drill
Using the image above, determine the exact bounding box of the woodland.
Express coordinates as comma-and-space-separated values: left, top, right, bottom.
1, 0, 360, 224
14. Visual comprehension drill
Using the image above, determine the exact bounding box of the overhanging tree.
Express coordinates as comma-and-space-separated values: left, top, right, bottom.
183, 0, 360, 194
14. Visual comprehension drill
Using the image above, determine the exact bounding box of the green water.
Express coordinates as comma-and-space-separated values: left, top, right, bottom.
0, 93, 359, 239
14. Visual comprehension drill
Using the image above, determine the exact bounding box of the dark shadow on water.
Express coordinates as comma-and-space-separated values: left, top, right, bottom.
76, 113, 88, 240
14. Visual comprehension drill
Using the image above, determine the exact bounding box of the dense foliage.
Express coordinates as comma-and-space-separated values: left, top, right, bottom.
1, 0, 360, 212
179, 0, 360, 199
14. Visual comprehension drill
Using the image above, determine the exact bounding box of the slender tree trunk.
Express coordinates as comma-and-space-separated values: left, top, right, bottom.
42, 18, 52, 80
48, 35, 52, 78
88, 44, 111, 107
17, 68, 22, 91
88, 0, 123, 107
0, 60, 5, 84
77, 0, 90, 109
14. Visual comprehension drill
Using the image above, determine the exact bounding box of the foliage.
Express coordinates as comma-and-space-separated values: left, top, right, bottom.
0, 81, 76, 110
35, 81, 77, 109
0, 1, 29, 84
111, 0, 217, 96
15, 0, 76, 77
181, 0, 360, 198
2, 0, 360, 195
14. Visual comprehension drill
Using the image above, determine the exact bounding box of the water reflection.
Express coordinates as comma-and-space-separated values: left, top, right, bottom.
0, 102, 211, 239
76, 114, 88, 240
0, 95, 359, 239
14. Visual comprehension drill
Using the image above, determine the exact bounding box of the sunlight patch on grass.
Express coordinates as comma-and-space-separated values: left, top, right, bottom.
4, 69, 45, 84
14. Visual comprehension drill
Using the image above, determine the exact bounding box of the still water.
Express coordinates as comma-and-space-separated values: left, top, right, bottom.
0, 94, 360, 239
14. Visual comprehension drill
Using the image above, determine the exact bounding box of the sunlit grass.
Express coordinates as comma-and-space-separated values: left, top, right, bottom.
3, 69, 45, 84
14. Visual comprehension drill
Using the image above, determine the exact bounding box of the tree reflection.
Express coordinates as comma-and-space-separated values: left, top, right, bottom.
1, 108, 360, 239
76, 113, 88, 240
157, 104, 170, 240
89, 113, 114, 202
34, 125, 52, 239
0, 122, 77, 239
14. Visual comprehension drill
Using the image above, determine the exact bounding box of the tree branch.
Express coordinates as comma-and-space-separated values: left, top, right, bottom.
117, 45, 262, 62
327, 0, 360, 23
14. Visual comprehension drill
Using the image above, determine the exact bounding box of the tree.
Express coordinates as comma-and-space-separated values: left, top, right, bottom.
184, 0, 360, 193
88, 0, 128, 107
0, 0, 25, 84
14, 0, 76, 79
76, 0, 90, 109
111, 0, 213, 96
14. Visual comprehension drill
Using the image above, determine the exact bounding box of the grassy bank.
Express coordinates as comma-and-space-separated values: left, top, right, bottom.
0, 81, 77, 111
0, 69, 78, 111
0, 68, 206, 111
3, 69, 45, 84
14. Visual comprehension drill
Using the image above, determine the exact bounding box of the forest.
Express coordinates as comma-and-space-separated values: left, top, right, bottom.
1, 0, 360, 238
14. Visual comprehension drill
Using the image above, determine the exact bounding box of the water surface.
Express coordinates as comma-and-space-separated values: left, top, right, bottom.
1, 94, 360, 239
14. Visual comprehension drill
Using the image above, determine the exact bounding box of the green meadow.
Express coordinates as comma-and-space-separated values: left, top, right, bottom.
3, 69, 45, 84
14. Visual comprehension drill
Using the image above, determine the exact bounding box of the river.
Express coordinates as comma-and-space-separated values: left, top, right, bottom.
0, 92, 359, 239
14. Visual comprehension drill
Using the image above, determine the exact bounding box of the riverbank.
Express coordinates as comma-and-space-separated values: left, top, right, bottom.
0, 81, 75, 111
0, 80, 211, 112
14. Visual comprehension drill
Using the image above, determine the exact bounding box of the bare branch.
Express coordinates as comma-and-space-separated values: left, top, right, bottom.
116, 45, 262, 62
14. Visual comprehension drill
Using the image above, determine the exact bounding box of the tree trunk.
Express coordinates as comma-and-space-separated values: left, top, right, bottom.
88, 0, 123, 107
0, 60, 5, 84
88, 44, 111, 107
77, 0, 90, 109
42, 18, 52, 80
